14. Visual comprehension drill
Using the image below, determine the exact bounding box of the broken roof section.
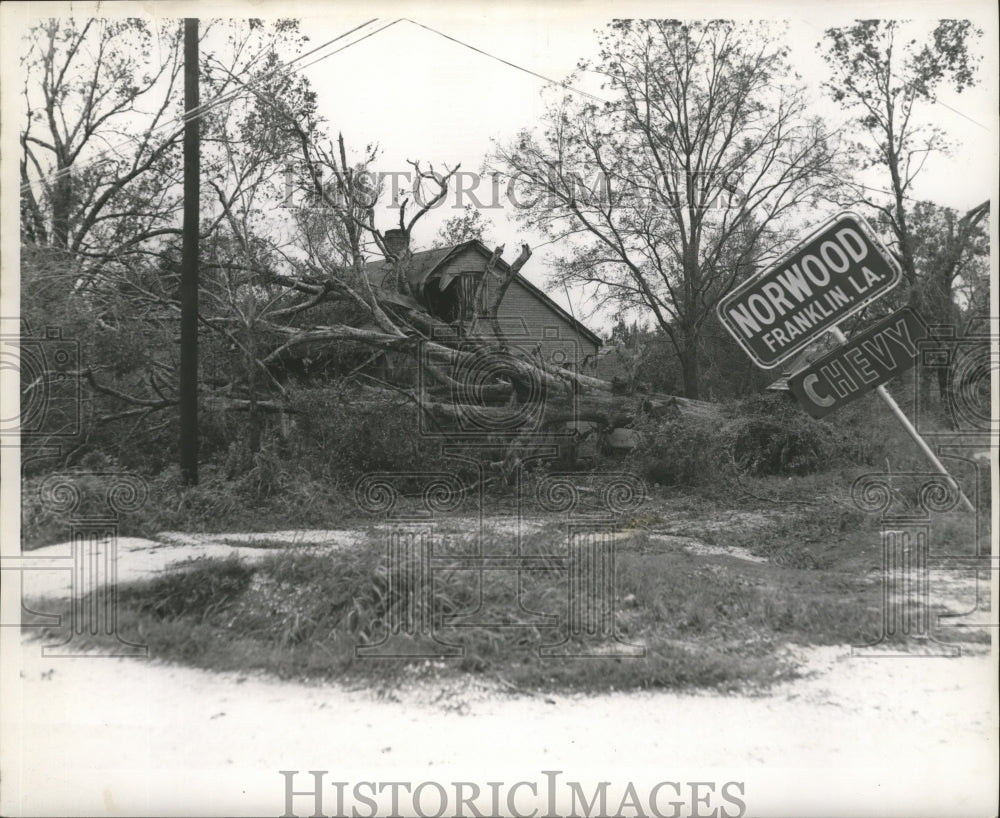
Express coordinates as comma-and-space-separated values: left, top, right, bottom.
361, 239, 603, 347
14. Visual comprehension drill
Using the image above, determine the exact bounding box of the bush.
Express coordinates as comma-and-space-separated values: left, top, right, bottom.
719, 393, 839, 476
627, 391, 886, 488
21, 472, 85, 548
286, 387, 461, 487
628, 414, 724, 486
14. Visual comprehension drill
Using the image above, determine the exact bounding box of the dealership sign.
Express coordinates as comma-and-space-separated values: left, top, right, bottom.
717, 212, 902, 369
788, 307, 930, 418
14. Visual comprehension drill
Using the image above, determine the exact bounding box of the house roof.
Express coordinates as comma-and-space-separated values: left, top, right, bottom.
766, 332, 841, 391
362, 239, 603, 347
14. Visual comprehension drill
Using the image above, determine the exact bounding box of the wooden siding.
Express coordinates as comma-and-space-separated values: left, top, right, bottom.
441, 246, 600, 373
497, 279, 599, 372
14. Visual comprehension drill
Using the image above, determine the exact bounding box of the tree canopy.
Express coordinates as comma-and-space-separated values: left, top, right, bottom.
493, 19, 836, 398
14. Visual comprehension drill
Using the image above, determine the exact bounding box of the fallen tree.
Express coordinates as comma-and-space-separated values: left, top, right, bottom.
26, 68, 720, 466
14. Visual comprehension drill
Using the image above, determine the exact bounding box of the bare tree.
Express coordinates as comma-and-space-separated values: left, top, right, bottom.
20, 18, 314, 280
20, 18, 185, 257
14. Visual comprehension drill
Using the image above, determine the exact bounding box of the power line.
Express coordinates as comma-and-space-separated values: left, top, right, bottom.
178, 18, 381, 123
20, 18, 381, 195
924, 93, 989, 130
22, 15, 603, 201
22, 15, 983, 211
296, 19, 402, 72
401, 19, 608, 105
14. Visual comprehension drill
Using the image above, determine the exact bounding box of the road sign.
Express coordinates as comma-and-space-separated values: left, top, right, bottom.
717, 212, 902, 369
788, 307, 930, 418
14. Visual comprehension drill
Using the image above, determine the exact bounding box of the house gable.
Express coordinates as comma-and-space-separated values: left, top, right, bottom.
431, 242, 601, 343
361, 240, 602, 370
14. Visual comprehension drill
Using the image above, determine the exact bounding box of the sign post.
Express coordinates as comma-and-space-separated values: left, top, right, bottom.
718, 212, 973, 513
830, 326, 975, 512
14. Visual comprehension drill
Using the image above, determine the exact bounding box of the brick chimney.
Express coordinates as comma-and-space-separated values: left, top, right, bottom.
382, 228, 409, 260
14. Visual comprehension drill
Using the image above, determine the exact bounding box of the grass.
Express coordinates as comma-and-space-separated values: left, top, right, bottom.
20, 465, 368, 549
28, 491, 986, 695
22, 442, 989, 692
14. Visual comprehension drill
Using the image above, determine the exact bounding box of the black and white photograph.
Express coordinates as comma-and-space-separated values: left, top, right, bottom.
1, 1, 996, 815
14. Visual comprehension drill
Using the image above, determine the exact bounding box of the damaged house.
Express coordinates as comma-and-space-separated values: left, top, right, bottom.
362, 231, 603, 375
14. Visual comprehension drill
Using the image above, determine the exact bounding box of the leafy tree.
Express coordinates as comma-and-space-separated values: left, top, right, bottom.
907, 199, 989, 407
434, 205, 495, 248
821, 19, 986, 421
820, 19, 983, 307
493, 20, 834, 399
908, 200, 989, 325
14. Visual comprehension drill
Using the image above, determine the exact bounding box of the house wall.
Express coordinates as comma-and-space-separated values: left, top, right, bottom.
497, 280, 599, 372
443, 246, 600, 372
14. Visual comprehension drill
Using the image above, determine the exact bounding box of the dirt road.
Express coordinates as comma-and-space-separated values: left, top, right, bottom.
2, 531, 997, 817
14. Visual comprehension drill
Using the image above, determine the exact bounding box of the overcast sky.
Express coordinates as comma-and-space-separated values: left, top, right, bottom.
4, 0, 997, 331
283, 3, 997, 325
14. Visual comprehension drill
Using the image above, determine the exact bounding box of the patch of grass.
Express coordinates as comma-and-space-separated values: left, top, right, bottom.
930, 512, 989, 554
117, 555, 255, 621
27, 458, 988, 693
31, 441, 989, 682
30, 517, 945, 694
715, 505, 878, 571
20, 465, 363, 549
614, 550, 881, 646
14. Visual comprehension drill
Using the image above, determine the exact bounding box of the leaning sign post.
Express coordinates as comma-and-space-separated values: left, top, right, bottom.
718, 211, 973, 512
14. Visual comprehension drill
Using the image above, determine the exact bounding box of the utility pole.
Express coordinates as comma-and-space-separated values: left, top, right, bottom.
180, 18, 200, 485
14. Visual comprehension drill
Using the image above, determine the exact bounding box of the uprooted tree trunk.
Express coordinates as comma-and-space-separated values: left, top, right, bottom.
68, 85, 721, 458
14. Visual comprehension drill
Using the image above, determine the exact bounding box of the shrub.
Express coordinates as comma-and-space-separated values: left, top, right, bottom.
719, 393, 839, 476
628, 414, 724, 486
626, 391, 883, 489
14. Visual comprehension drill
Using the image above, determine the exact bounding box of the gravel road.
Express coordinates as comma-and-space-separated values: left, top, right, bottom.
2, 533, 996, 817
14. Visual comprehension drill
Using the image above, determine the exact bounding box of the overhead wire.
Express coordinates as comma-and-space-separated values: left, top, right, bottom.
405, 21, 946, 204
295, 18, 402, 72
20, 17, 381, 195
21, 15, 987, 211
401, 19, 608, 105
21, 14, 610, 215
